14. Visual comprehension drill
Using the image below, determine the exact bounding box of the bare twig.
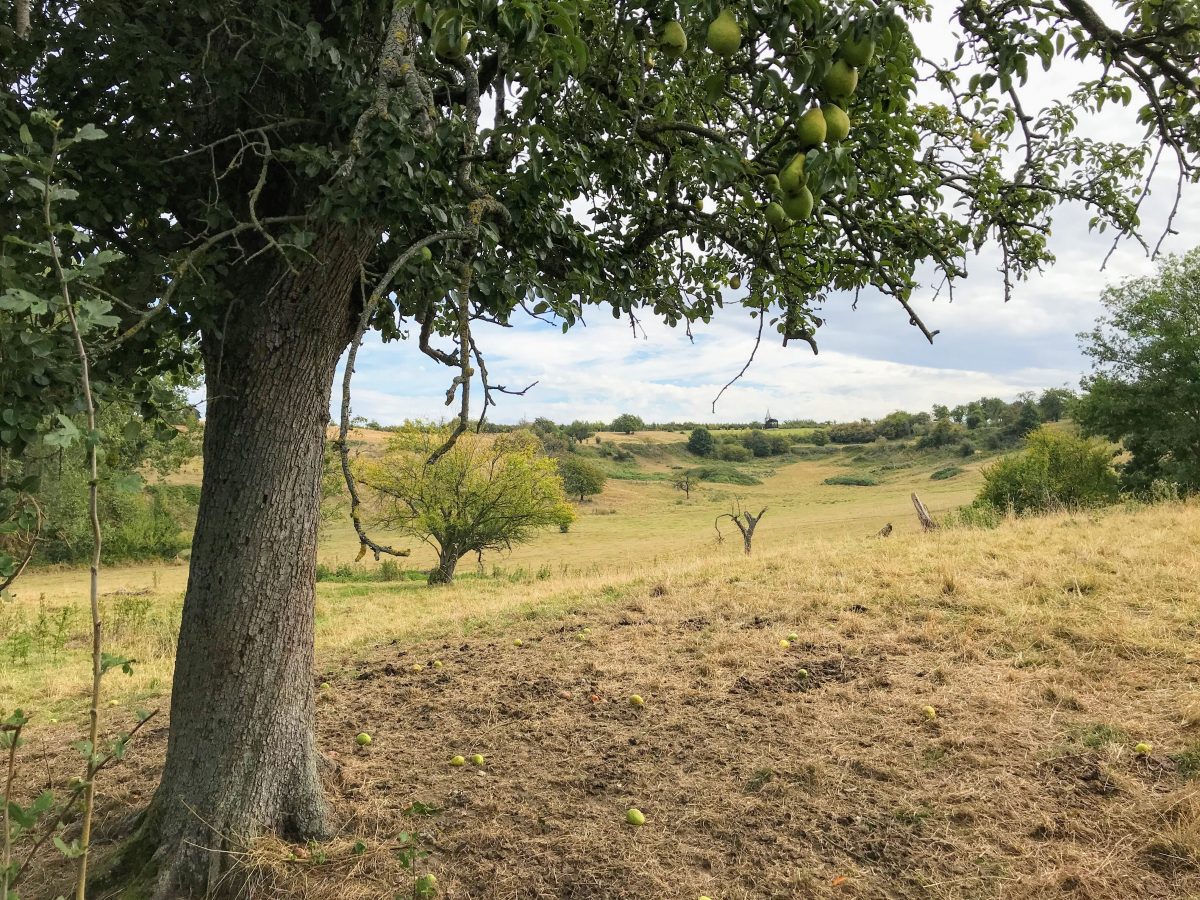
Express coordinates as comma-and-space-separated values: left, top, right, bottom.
337, 231, 468, 560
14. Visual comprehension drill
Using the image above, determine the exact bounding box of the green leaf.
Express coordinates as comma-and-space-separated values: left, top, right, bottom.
100, 652, 135, 676
73, 124, 107, 142
53, 835, 86, 858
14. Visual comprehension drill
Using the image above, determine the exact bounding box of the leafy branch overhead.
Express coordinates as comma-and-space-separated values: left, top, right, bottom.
4, 0, 1197, 434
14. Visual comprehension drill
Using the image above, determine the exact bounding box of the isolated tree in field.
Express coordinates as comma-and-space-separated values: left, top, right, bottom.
716, 503, 768, 555
558, 455, 607, 502
4, 0, 1198, 891
610, 414, 645, 435
674, 470, 699, 498
359, 430, 573, 584
687, 427, 716, 457
1075, 248, 1200, 492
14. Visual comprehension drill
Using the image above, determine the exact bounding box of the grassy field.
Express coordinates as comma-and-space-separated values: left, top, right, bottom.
9, 431, 1199, 899
13, 500, 1200, 899
2, 432, 986, 711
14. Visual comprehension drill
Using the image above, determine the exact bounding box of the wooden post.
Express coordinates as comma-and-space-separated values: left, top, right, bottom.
911, 493, 939, 531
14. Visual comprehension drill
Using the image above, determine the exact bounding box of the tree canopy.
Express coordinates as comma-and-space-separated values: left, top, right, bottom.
1075, 246, 1200, 492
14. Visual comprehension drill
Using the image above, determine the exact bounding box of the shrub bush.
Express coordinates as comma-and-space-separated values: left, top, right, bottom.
930, 466, 964, 480
977, 427, 1118, 515
718, 444, 752, 462
828, 422, 877, 444
823, 474, 878, 486
809, 429, 829, 446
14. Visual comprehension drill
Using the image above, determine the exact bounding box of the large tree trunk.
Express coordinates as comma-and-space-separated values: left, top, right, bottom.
126, 230, 369, 897
428, 544, 463, 585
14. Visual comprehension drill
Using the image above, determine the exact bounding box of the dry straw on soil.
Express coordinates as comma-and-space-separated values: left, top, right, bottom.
16, 502, 1200, 899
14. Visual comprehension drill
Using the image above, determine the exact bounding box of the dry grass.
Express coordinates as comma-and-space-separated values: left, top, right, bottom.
13, 501, 1200, 899
1, 445, 982, 711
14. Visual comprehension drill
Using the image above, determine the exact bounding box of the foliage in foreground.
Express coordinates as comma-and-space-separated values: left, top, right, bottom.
1075, 247, 1200, 494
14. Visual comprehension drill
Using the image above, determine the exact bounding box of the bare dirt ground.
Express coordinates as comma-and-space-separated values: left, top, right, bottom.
17, 503, 1200, 899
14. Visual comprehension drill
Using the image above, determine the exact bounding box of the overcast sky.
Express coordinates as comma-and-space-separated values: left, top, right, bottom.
336, 2, 1197, 427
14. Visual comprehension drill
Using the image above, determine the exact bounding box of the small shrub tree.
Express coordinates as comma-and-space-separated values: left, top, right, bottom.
718, 444, 752, 462
743, 430, 771, 458
810, 429, 829, 446
360, 429, 574, 584
977, 427, 1118, 515
828, 421, 877, 444
558, 455, 607, 502
674, 470, 699, 498
687, 427, 715, 457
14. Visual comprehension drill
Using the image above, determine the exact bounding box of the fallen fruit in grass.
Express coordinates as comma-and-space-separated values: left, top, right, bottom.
798, 668, 809, 679
319, 682, 331, 691
109, 699, 119, 706
449, 755, 466, 766
411, 664, 424, 673
922, 705, 937, 720
779, 639, 791, 649
513, 638, 523, 647
356, 732, 372, 746
1135, 742, 1152, 755
788, 632, 798, 641
626, 807, 646, 826
433, 660, 444, 669
415, 873, 438, 895
470, 753, 486, 766
629, 694, 645, 708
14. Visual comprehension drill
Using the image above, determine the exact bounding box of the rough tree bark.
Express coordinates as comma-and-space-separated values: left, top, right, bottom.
122, 229, 371, 897
429, 544, 464, 585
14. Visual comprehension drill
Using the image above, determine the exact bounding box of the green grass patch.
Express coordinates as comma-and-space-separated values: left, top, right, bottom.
931, 466, 965, 481
823, 474, 879, 487
1171, 745, 1200, 779
1072, 723, 1129, 750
